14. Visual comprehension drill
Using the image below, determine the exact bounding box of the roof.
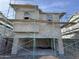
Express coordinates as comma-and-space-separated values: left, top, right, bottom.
68, 12, 79, 22
38, 8, 65, 18
61, 12, 79, 28
10, 4, 65, 17
40, 11, 65, 18
0, 11, 7, 19
10, 4, 38, 10
61, 22, 76, 28
0, 12, 13, 28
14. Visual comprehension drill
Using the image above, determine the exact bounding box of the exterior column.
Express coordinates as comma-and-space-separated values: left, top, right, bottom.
57, 24, 64, 55
0, 34, 5, 54
53, 38, 57, 56
58, 38, 64, 55
33, 38, 36, 59
0, 34, 3, 52
11, 36, 19, 54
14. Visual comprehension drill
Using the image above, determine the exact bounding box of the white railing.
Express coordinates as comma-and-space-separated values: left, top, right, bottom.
62, 23, 79, 34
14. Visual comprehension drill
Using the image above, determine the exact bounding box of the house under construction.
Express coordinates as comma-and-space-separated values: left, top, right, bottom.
0, 1, 79, 59
0, 2, 65, 58
10, 4, 65, 55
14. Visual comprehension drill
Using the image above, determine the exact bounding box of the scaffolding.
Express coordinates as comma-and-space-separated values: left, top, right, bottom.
0, 0, 79, 59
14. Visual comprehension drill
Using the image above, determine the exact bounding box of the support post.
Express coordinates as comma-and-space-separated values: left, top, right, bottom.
58, 38, 64, 55
33, 38, 36, 59
51, 39, 54, 56
0, 35, 4, 54
0, 34, 6, 54
11, 36, 19, 54
53, 38, 57, 56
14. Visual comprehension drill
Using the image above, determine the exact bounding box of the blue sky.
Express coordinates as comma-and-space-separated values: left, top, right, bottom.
0, 0, 79, 21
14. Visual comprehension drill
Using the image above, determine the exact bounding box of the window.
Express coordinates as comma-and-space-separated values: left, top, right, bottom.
47, 15, 52, 21
24, 12, 30, 19
24, 17, 29, 19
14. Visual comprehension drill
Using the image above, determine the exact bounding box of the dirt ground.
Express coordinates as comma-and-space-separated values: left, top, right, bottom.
39, 56, 58, 59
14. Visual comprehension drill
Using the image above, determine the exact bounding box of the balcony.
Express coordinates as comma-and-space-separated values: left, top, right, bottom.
62, 23, 79, 34
13, 21, 39, 33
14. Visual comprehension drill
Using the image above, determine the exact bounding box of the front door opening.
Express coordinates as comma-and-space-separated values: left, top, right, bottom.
36, 39, 51, 49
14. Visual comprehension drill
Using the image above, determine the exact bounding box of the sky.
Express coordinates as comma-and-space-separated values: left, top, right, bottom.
0, 0, 79, 21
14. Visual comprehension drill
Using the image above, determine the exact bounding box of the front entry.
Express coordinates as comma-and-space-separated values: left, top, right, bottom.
19, 38, 58, 49
18, 38, 58, 56
36, 39, 51, 49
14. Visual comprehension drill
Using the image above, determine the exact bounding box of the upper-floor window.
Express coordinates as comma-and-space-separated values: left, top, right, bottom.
47, 15, 52, 21
24, 12, 31, 19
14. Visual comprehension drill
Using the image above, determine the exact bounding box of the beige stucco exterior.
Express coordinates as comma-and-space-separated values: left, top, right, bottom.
8, 4, 65, 55
10, 4, 64, 38
10, 20, 61, 38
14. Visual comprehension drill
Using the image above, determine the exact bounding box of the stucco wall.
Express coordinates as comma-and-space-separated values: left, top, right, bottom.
12, 21, 61, 38
13, 5, 61, 39
15, 8, 39, 20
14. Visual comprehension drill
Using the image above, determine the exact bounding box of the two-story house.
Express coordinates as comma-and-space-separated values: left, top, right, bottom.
8, 4, 65, 56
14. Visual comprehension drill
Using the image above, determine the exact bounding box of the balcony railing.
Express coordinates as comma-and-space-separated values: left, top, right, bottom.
62, 23, 79, 34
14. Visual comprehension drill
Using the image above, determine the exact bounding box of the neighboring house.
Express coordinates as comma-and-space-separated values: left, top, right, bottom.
61, 13, 79, 59
8, 4, 65, 56
0, 12, 13, 54
61, 13, 79, 39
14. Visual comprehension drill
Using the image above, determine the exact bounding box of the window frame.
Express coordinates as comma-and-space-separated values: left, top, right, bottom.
24, 12, 31, 19
47, 15, 53, 21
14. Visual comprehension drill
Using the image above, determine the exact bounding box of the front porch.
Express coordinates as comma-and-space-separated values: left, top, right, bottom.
16, 38, 58, 56
18, 48, 56, 56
